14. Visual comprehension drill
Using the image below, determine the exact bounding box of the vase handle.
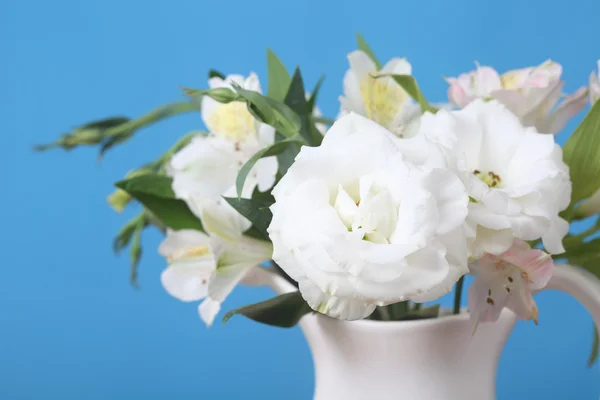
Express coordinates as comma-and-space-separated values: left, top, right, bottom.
544, 264, 600, 330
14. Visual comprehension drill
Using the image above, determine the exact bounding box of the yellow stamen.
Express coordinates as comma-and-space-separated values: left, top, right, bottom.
360, 74, 408, 130
167, 245, 210, 262
206, 101, 256, 142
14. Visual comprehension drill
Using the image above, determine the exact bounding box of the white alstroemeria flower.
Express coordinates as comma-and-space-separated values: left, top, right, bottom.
446, 61, 588, 134
159, 214, 273, 327
268, 113, 469, 320
169, 73, 278, 227
468, 240, 553, 325
590, 61, 600, 104
339, 50, 420, 137
419, 100, 571, 258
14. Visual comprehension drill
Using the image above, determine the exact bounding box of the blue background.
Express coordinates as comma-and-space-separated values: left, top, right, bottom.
2, 0, 600, 398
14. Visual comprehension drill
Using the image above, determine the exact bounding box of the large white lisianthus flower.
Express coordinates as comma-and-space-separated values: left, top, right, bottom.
419, 100, 571, 258
168, 72, 277, 231
267, 113, 469, 320
339, 50, 421, 138
159, 202, 273, 326
446, 61, 588, 134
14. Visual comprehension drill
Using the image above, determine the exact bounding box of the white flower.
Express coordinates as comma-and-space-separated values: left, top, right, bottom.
339, 50, 420, 137
590, 60, 600, 104
159, 208, 273, 326
169, 73, 278, 229
267, 113, 469, 320
419, 100, 571, 258
468, 239, 553, 326
446, 61, 588, 134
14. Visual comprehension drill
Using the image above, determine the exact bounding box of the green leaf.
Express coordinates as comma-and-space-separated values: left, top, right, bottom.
563, 238, 600, 278
267, 49, 292, 101
563, 100, 600, 214
307, 74, 325, 112
115, 174, 204, 232
236, 138, 305, 197
284, 68, 322, 147
370, 303, 440, 321
223, 197, 272, 240
113, 216, 142, 254
223, 291, 312, 328
182, 85, 302, 138
129, 217, 144, 287
251, 186, 275, 206
589, 328, 599, 367
356, 32, 382, 69
182, 87, 239, 103
232, 83, 301, 138
208, 69, 226, 80
380, 74, 437, 113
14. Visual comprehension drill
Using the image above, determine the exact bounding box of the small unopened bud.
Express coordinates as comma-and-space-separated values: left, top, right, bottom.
206, 87, 239, 103
107, 189, 132, 213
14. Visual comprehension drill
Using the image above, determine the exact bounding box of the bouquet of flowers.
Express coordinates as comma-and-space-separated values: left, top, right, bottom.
38, 34, 600, 364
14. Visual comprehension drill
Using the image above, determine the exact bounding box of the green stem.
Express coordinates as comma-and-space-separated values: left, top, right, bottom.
453, 277, 465, 315
413, 302, 422, 312
105, 101, 199, 138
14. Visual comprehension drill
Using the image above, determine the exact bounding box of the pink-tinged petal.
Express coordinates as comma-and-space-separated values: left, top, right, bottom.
468, 272, 510, 324
447, 78, 471, 108
501, 240, 554, 290
468, 239, 554, 326
473, 65, 503, 95
505, 281, 539, 323
542, 86, 589, 134
523, 60, 562, 88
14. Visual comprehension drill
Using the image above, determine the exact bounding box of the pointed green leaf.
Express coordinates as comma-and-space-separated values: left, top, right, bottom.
563, 100, 600, 214
251, 186, 275, 206
356, 32, 382, 69
233, 83, 301, 138
115, 174, 204, 232
222, 291, 312, 328
284, 68, 322, 147
223, 197, 272, 240
307, 74, 325, 112
236, 138, 305, 197
267, 49, 292, 101
208, 69, 226, 80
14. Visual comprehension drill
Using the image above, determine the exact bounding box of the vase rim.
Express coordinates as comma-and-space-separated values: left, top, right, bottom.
314, 307, 516, 332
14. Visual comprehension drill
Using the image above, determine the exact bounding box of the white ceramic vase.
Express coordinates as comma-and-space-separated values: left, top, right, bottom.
253, 264, 600, 400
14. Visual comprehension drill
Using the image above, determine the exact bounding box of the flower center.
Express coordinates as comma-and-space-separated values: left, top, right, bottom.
359, 75, 408, 130
167, 245, 211, 263
206, 101, 256, 142
333, 183, 398, 244
473, 169, 502, 188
